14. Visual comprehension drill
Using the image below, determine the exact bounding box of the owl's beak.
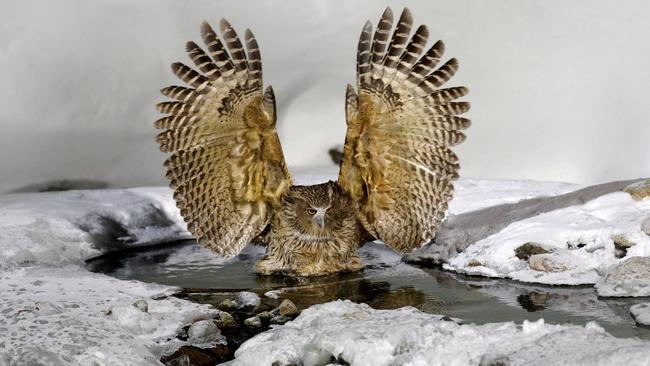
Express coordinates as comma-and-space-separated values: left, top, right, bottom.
313, 211, 326, 229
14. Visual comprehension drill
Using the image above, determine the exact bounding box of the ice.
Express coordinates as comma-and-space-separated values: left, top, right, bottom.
445, 191, 650, 286
230, 300, 650, 366
236, 291, 261, 309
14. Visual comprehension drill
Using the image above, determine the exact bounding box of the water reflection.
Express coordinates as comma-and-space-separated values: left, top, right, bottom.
87, 240, 650, 339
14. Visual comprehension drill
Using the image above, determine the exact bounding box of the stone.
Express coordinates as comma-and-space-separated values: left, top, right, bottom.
270, 315, 292, 325
161, 345, 222, 366
515, 243, 550, 260
630, 303, 650, 326
218, 299, 238, 312
257, 311, 273, 321
466, 259, 483, 267
528, 253, 569, 273
214, 311, 236, 330
612, 234, 635, 259
596, 256, 650, 297
187, 319, 226, 346
132, 299, 148, 312
277, 299, 299, 317
244, 316, 262, 329
623, 179, 650, 200
236, 291, 260, 310
641, 216, 650, 236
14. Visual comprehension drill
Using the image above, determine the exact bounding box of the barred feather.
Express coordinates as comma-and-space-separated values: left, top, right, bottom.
155, 19, 291, 257
339, 7, 471, 254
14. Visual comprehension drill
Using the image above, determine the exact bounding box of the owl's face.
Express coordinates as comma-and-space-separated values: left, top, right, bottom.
284, 182, 353, 241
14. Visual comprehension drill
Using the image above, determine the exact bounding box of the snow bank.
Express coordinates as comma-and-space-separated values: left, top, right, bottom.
0, 187, 190, 269
0, 266, 218, 365
445, 191, 650, 286
230, 300, 650, 366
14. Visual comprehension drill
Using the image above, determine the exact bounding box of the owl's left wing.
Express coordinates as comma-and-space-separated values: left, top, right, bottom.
338, 8, 470, 254
155, 20, 291, 256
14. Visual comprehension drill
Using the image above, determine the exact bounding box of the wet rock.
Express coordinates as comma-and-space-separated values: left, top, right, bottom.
596, 256, 650, 297
236, 291, 260, 311
641, 216, 650, 236
277, 299, 299, 317
132, 299, 148, 312
187, 319, 226, 346
257, 311, 273, 321
515, 243, 550, 260
270, 315, 292, 325
623, 179, 650, 200
528, 253, 570, 273
630, 303, 650, 326
218, 299, 238, 312
214, 311, 236, 330
161, 345, 229, 366
244, 316, 262, 329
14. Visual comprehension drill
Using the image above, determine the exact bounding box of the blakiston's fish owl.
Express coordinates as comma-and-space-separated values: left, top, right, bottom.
155, 8, 470, 276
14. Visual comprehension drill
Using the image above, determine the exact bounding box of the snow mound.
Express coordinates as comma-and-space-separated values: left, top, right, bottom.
596, 256, 650, 297
446, 192, 650, 286
230, 300, 650, 366
0, 187, 190, 269
0, 266, 219, 365
630, 303, 650, 326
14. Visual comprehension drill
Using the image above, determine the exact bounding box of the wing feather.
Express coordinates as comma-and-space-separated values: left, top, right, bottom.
155, 19, 291, 256
339, 7, 470, 253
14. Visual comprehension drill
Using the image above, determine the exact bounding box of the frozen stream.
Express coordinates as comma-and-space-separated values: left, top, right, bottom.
87, 239, 650, 340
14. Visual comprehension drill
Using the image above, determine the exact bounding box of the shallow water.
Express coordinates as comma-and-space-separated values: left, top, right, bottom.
87, 240, 650, 340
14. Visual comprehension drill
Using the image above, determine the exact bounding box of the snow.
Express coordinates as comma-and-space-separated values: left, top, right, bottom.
2, 174, 650, 364
445, 191, 650, 286
236, 291, 261, 309
0, 266, 218, 365
630, 303, 650, 326
230, 300, 650, 366
595, 256, 650, 297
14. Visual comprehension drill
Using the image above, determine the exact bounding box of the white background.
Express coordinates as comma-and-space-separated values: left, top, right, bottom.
1, 0, 649, 192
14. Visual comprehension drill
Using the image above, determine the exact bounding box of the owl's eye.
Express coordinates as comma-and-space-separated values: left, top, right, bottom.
306, 208, 317, 215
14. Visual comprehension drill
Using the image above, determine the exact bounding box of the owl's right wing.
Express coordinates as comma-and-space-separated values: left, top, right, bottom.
155, 20, 291, 256
338, 8, 470, 254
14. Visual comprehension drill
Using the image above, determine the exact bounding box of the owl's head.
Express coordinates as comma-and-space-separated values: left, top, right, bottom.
283, 181, 353, 241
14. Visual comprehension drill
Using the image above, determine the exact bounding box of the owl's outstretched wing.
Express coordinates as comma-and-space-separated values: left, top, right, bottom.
338, 7, 470, 254
155, 20, 291, 256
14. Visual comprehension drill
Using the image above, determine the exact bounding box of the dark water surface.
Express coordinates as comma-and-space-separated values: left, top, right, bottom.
87, 240, 650, 340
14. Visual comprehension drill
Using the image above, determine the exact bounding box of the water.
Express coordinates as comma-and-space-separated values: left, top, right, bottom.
87, 240, 650, 340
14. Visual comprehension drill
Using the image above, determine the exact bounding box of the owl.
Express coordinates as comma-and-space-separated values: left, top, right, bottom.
154, 7, 470, 276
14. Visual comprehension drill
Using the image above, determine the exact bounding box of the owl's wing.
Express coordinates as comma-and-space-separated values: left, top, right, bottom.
155, 20, 291, 256
338, 8, 470, 254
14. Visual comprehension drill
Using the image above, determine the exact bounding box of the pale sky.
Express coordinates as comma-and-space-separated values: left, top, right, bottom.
1, 0, 649, 192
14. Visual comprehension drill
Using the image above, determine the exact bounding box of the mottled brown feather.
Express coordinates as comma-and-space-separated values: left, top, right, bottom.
155, 19, 291, 256
339, 7, 471, 254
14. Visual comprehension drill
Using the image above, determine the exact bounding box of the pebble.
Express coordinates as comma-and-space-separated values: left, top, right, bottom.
528, 253, 570, 273
515, 243, 550, 260
244, 316, 262, 329
277, 299, 300, 317
214, 311, 236, 329
218, 299, 238, 312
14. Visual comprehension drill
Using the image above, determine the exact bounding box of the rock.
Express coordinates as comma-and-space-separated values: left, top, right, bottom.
466, 259, 483, 267
218, 299, 238, 312
276, 299, 299, 317
236, 291, 260, 310
612, 234, 635, 259
214, 311, 236, 330
623, 179, 650, 200
641, 216, 650, 236
244, 316, 262, 329
270, 315, 292, 325
528, 253, 570, 273
161, 345, 226, 366
630, 303, 650, 326
257, 311, 273, 321
515, 243, 550, 260
132, 299, 148, 312
596, 256, 650, 297
187, 319, 226, 346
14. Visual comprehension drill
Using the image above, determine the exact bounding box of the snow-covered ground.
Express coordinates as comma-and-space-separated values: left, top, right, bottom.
230, 300, 650, 366
1, 173, 649, 365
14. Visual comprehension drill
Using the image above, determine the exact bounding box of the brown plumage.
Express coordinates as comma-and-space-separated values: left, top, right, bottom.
154, 7, 470, 276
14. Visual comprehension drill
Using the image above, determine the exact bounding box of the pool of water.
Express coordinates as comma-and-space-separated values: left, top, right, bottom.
87, 240, 650, 340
